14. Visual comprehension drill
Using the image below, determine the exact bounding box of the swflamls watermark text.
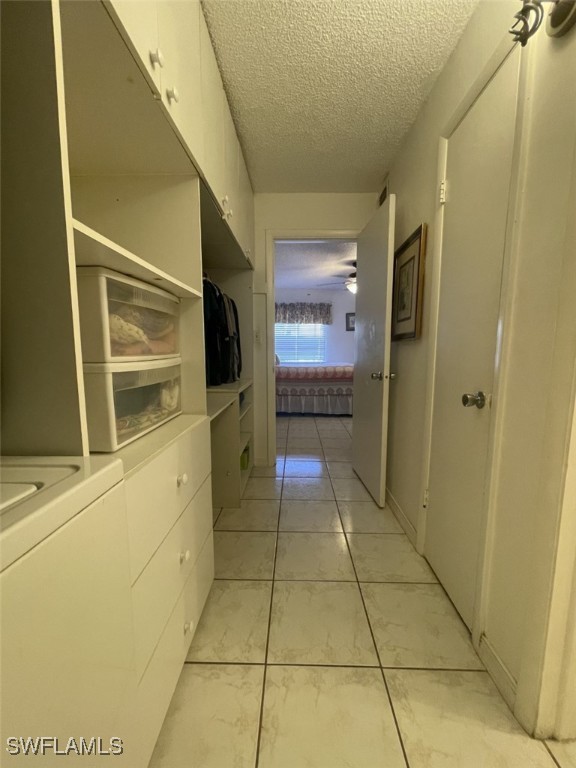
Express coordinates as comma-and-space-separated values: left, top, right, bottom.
6, 737, 124, 756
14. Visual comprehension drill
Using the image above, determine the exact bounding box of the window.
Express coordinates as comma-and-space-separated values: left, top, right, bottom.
275, 323, 327, 363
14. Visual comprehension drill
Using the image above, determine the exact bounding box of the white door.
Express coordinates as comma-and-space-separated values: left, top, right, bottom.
425, 51, 520, 628
352, 195, 396, 506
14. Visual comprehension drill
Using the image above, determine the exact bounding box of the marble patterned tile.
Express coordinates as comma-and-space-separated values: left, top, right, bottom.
268, 581, 377, 665
348, 534, 437, 582
332, 477, 373, 502
279, 500, 342, 532
283, 459, 328, 478
215, 499, 280, 531
322, 445, 353, 462
338, 501, 403, 533
242, 477, 283, 500
149, 664, 263, 768
258, 666, 406, 768
288, 425, 319, 438
187, 580, 272, 663
282, 477, 335, 500
547, 740, 576, 768
361, 583, 482, 668
326, 461, 357, 479
284, 447, 325, 461
275, 532, 355, 580
286, 437, 322, 449
319, 437, 353, 450
214, 532, 276, 579
386, 670, 557, 768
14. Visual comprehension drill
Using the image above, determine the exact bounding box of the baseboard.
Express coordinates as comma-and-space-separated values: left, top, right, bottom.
478, 634, 517, 710
386, 488, 417, 547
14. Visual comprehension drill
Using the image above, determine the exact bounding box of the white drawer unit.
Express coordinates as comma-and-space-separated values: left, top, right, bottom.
83, 359, 182, 452
124, 417, 211, 582
77, 266, 180, 362
132, 474, 212, 678
122, 530, 214, 766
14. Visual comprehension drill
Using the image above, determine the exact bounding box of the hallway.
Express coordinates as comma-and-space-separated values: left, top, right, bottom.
149, 416, 563, 767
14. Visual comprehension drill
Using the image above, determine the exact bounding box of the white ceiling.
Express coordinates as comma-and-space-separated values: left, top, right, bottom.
201, 0, 480, 192
275, 240, 357, 290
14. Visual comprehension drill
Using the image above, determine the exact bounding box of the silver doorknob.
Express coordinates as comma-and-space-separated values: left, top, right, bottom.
462, 391, 486, 409
371, 372, 383, 380
386, 373, 397, 380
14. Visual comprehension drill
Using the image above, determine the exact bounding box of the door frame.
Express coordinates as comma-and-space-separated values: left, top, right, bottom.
264, 228, 360, 465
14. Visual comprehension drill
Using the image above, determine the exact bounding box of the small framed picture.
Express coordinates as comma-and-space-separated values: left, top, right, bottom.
345, 312, 355, 332
392, 224, 427, 341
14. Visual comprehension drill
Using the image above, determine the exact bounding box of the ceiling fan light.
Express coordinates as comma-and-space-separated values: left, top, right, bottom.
346, 280, 358, 294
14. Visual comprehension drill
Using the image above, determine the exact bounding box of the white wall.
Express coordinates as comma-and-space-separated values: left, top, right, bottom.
274, 288, 356, 364
252, 193, 377, 464
384, 0, 576, 736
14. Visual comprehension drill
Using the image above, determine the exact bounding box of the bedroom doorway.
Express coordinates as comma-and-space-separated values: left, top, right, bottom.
273, 238, 357, 431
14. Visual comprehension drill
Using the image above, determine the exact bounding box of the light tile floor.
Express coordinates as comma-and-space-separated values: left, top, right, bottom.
151, 416, 564, 768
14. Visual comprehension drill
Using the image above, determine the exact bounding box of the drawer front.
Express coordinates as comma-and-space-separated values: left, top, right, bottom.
132, 475, 212, 678
124, 532, 214, 768
126, 419, 210, 581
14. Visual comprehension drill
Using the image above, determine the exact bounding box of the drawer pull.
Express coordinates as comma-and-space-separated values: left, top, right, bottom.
166, 86, 180, 104
184, 619, 194, 635
177, 473, 189, 487
179, 549, 191, 565
149, 48, 165, 69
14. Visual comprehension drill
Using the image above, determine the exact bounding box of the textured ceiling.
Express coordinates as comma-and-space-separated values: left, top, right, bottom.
275, 240, 357, 290
202, 0, 480, 192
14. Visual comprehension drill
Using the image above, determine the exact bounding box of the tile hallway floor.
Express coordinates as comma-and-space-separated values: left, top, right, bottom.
150, 416, 572, 768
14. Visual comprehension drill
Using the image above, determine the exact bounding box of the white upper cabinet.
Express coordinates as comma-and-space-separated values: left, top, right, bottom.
157, 0, 204, 169
222, 97, 240, 223
199, 11, 226, 211
107, 0, 162, 92
236, 149, 255, 262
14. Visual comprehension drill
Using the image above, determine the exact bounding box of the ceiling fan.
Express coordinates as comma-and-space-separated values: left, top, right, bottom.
317, 263, 358, 293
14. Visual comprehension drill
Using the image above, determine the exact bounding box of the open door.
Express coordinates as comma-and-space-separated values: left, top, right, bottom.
352, 195, 396, 506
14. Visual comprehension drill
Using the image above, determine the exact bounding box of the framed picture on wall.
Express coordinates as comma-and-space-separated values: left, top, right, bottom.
345, 313, 355, 332
392, 224, 427, 341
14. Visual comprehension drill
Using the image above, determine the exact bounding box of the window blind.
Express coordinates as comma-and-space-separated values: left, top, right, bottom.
275, 323, 327, 363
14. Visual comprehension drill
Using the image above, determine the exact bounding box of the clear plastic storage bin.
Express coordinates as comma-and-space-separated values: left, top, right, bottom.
83, 359, 182, 451
77, 267, 180, 361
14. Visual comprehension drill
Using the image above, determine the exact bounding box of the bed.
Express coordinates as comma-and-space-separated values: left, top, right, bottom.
275, 363, 354, 415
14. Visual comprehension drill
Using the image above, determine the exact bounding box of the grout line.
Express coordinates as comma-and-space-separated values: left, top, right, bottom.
381, 671, 412, 768
331, 472, 412, 768
253, 445, 284, 768
544, 742, 563, 768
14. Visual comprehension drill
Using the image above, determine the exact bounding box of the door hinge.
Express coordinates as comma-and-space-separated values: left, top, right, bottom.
423, 488, 430, 508
439, 180, 447, 205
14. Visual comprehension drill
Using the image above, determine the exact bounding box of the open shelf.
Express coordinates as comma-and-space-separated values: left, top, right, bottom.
239, 403, 253, 421
239, 432, 252, 455
73, 220, 202, 299
207, 392, 236, 421
207, 378, 253, 395
240, 466, 251, 495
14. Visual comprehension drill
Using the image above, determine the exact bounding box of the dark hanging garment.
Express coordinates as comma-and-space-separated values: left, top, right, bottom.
230, 297, 242, 380
203, 278, 228, 386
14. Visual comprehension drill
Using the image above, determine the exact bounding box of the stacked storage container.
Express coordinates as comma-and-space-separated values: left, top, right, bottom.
77, 267, 182, 451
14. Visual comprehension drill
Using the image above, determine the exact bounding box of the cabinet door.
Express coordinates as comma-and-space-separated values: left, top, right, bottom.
199, 11, 226, 211
222, 96, 240, 221
0, 484, 135, 751
157, 0, 204, 168
237, 148, 255, 261
107, 0, 161, 92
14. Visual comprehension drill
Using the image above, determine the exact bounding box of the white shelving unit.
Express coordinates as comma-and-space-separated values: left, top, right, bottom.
207, 380, 254, 506
1, 1, 254, 765
73, 220, 202, 300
